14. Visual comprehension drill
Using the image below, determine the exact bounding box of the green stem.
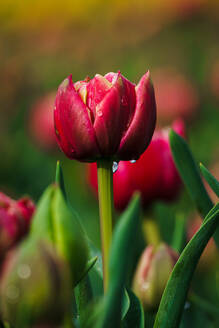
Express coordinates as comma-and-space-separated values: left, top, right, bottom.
97, 160, 114, 292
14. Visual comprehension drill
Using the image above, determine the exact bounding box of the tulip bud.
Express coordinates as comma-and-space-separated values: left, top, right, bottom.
132, 243, 178, 310
54, 71, 156, 162
0, 241, 72, 327
30, 184, 88, 286
0, 192, 35, 260
88, 119, 185, 211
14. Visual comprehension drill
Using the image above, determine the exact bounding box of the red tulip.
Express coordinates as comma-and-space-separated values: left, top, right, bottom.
153, 68, 198, 123
54, 71, 156, 162
0, 192, 35, 258
88, 119, 185, 210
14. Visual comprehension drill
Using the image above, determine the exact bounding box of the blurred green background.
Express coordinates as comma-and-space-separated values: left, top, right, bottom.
0, 0, 219, 246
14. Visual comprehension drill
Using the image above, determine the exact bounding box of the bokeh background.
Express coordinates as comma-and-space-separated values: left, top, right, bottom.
0, 0, 219, 314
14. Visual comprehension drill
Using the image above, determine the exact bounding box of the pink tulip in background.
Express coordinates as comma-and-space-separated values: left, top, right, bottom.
29, 92, 57, 150
0, 192, 35, 260
153, 68, 199, 123
88, 119, 185, 210
54, 71, 156, 162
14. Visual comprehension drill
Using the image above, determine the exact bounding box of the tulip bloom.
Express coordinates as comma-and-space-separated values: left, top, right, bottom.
54, 71, 156, 162
0, 192, 35, 258
88, 119, 185, 210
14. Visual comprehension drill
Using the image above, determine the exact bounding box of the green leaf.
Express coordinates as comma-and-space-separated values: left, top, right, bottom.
154, 202, 219, 328
122, 289, 144, 328
30, 185, 55, 243
169, 131, 219, 248
97, 194, 141, 328
200, 163, 219, 198
169, 130, 213, 217
75, 276, 93, 325
81, 257, 98, 281
55, 161, 67, 200
122, 289, 130, 320
171, 213, 186, 253
52, 187, 89, 286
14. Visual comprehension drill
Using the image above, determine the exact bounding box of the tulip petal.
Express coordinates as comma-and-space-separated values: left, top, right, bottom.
117, 71, 156, 160
86, 74, 112, 120
54, 75, 100, 161
93, 74, 126, 156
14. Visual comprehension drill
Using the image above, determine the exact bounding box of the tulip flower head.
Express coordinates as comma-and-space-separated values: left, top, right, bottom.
88, 119, 185, 210
0, 192, 35, 258
54, 71, 156, 162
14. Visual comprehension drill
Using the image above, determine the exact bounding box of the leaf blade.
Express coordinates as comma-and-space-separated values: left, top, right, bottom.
97, 194, 141, 328
154, 203, 219, 328
200, 163, 219, 198
169, 130, 213, 217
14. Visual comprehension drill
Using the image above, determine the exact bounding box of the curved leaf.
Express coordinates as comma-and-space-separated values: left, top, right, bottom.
200, 163, 219, 198
55, 160, 67, 200
97, 194, 141, 328
122, 289, 144, 328
154, 202, 219, 328
169, 130, 213, 217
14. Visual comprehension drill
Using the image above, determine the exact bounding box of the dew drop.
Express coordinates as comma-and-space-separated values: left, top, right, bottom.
112, 162, 118, 173
17, 264, 31, 279
121, 97, 128, 106
70, 148, 76, 156
130, 160, 136, 164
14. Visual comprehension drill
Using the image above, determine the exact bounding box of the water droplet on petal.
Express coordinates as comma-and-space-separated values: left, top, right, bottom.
70, 149, 76, 156
121, 97, 128, 106
130, 160, 136, 163
17, 264, 31, 279
112, 162, 118, 173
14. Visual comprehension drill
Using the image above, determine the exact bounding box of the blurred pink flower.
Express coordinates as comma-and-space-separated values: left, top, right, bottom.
0, 192, 35, 260
29, 92, 57, 150
153, 68, 199, 124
